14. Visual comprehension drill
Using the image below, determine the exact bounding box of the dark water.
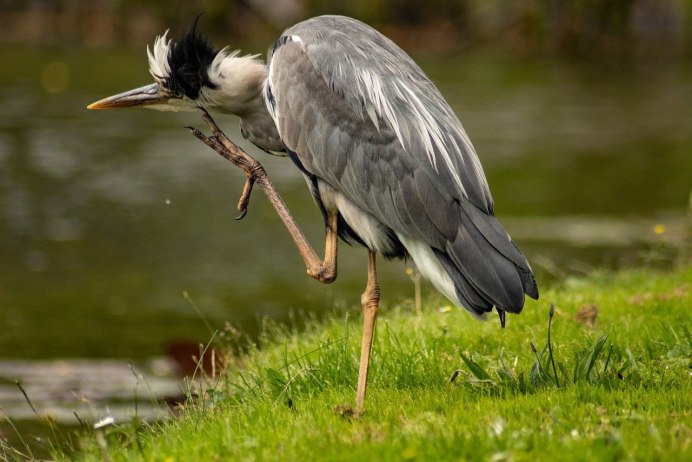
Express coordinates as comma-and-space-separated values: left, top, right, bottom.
0, 46, 690, 448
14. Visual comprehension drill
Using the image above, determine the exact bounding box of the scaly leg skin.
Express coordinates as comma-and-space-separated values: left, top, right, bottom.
187, 108, 337, 283
355, 250, 380, 415
235, 175, 254, 220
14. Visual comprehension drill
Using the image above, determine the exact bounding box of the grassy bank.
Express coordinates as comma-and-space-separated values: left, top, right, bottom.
13, 266, 692, 461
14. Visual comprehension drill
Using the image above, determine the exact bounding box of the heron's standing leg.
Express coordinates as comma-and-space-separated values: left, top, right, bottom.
356, 250, 380, 414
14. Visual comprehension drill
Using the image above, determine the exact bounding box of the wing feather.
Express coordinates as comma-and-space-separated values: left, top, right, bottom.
268, 16, 493, 213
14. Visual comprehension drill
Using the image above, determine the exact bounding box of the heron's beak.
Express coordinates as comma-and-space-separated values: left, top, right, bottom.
87, 83, 169, 110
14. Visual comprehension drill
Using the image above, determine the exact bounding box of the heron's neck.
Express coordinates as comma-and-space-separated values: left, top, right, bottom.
203, 53, 267, 116
202, 53, 283, 152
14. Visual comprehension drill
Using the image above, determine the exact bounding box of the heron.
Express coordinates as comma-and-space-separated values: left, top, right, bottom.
88, 15, 538, 413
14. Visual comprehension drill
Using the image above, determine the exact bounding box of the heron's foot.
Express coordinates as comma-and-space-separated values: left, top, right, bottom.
186, 109, 261, 172
186, 109, 267, 220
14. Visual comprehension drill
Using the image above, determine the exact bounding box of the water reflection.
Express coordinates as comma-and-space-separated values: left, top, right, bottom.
0, 358, 179, 422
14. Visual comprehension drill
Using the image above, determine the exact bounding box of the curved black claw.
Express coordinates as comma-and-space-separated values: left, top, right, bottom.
184, 125, 202, 136
498, 309, 506, 328
185, 125, 208, 142
235, 207, 248, 220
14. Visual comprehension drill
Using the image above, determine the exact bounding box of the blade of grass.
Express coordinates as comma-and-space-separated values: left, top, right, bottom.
547, 304, 560, 388
460, 353, 491, 381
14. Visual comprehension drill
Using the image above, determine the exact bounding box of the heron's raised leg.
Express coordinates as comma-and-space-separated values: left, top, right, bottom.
355, 250, 380, 414
187, 109, 337, 284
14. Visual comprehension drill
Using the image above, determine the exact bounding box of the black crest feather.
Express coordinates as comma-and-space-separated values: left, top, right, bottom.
166, 16, 219, 99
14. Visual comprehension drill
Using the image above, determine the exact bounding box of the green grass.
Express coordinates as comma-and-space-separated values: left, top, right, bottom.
8, 266, 692, 461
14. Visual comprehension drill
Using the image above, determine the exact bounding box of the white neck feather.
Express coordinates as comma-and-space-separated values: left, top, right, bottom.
200, 50, 267, 116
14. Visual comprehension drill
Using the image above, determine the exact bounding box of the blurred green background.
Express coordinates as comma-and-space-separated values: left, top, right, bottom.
1, 0, 691, 56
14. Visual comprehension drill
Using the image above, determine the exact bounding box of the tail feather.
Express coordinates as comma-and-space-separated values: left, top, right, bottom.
433, 249, 493, 315
436, 202, 538, 316
460, 202, 538, 297
396, 202, 538, 321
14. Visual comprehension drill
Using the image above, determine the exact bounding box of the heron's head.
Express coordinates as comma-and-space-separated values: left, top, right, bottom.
88, 24, 265, 115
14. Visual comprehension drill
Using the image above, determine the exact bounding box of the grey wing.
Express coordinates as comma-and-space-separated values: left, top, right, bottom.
268, 16, 493, 213
266, 16, 538, 312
